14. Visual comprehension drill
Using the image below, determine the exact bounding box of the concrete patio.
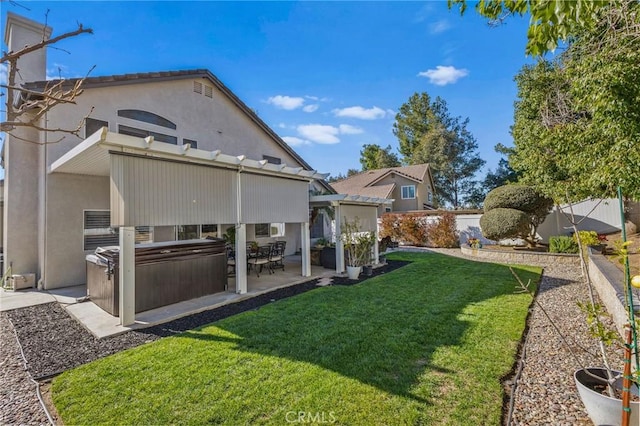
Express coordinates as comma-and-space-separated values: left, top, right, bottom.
1, 256, 335, 339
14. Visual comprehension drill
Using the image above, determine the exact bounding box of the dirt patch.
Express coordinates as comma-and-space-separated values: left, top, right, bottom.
39, 382, 63, 425
602, 232, 640, 276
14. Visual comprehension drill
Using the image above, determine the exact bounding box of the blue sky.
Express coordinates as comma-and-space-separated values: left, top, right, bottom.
1, 1, 534, 179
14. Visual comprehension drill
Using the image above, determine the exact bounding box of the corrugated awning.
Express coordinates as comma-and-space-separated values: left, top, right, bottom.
309, 193, 393, 207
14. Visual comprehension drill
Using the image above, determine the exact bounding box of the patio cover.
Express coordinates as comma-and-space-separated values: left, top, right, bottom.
51, 128, 328, 325
310, 194, 393, 274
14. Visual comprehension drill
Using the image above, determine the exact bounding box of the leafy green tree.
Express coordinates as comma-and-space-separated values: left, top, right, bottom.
393, 93, 451, 163
359, 144, 400, 171
484, 144, 519, 190
510, 5, 640, 203
451, 0, 640, 202
393, 92, 485, 208
481, 185, 553, 246
465, 144, 521, 208
327, 168, 360, 183
449, 0, 611, 56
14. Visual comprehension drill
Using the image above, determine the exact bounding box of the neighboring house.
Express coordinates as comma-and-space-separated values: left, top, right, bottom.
2, 12, 339, 292
330, 164, 436, 215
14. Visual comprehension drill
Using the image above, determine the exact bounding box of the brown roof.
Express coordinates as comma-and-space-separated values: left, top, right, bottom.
23, 69, 333, 192
331, 164, 430, 197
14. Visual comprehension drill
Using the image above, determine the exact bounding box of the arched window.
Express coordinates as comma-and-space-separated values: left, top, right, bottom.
117, 109, 176, 130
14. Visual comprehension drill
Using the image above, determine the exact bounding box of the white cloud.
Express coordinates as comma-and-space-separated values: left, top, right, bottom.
339, 124, 363, 135
278, 123, 287, 129
302, 104, 319, 113
418, 65, 469, 86
267, 95, 305, 110
282, 136, 311, 146
297, 124, 340, 144
429, 19, 451, 34
332, 106, 386, 120
413, 4, 434, 23
305, 95, 330, 102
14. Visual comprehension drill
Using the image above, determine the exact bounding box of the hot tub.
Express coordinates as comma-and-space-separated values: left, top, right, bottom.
86, 238, 227, 316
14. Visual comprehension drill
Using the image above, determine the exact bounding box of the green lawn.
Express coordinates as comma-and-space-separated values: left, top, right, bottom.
52, 252, 541, 425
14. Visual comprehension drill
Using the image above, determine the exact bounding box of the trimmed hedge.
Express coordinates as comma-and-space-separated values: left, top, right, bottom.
479, 208, 530, 241
483, 185, 553, 216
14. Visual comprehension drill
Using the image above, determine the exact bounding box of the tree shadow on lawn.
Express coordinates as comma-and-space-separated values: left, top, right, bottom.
178, 252, 541, 403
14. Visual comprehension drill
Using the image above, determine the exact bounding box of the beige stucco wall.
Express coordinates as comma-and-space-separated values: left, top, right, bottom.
376, 174, 421, 212
44, 79, 306, 168
4, 16, 322, 289
44, 79, 314, 287
44, 174, 110, 288
3, 127, 42, 278
6, 76, 319, 288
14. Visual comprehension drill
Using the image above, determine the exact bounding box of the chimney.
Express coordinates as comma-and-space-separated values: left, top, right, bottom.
4, 12, 53, 85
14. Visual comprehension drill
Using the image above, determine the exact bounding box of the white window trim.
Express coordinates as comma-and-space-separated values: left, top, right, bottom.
255, 223, 285, 239
175, 224, 219, 240
401, 185, 416, 200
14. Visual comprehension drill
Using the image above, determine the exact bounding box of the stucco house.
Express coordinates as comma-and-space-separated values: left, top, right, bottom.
330, 164, 436, 214
2, 13, 393, 325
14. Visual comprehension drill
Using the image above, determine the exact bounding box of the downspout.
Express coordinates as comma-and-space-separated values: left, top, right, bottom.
39, 111, 48, 289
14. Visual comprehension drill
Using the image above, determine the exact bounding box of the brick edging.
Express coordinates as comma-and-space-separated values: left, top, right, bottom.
459, 245, 580, 265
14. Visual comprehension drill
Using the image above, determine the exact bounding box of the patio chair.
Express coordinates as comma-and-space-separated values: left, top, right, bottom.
247, 245, 271, 277
269, 241, 285, 272
226, 245, 236, 277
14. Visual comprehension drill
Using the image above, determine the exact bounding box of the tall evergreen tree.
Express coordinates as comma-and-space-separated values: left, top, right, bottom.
393, 92, 485, 208
359, 144, 400, 171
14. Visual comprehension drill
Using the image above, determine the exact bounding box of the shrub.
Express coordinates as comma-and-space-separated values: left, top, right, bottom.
398, 214, 428, 246
380, 214, 401, 241
549, 236, 579, 253
427, 212, 459, 248
480, 208, 531, 241
482, 185, 553, 246
484, 185, 553, 215
573, 230, 599, 247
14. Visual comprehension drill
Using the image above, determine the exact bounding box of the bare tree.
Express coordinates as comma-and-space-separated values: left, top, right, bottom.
1, 11, 94, 144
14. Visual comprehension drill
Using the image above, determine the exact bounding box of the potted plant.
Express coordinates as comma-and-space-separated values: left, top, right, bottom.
321, 241, 336, 270
555, 228, 639, 425
340, 217, 375, 280
556, 223, 639, 423
510, 190, 640, 425
467, 238, 482, 249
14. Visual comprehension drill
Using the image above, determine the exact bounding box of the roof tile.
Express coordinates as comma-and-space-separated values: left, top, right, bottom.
331, 164, 429, 197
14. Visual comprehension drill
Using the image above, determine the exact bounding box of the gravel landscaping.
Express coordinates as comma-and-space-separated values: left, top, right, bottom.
0, 253, 626, 425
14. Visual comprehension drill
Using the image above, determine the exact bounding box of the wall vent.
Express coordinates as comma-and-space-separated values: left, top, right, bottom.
193, 81, 203, 94
204, 85, 213, 98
